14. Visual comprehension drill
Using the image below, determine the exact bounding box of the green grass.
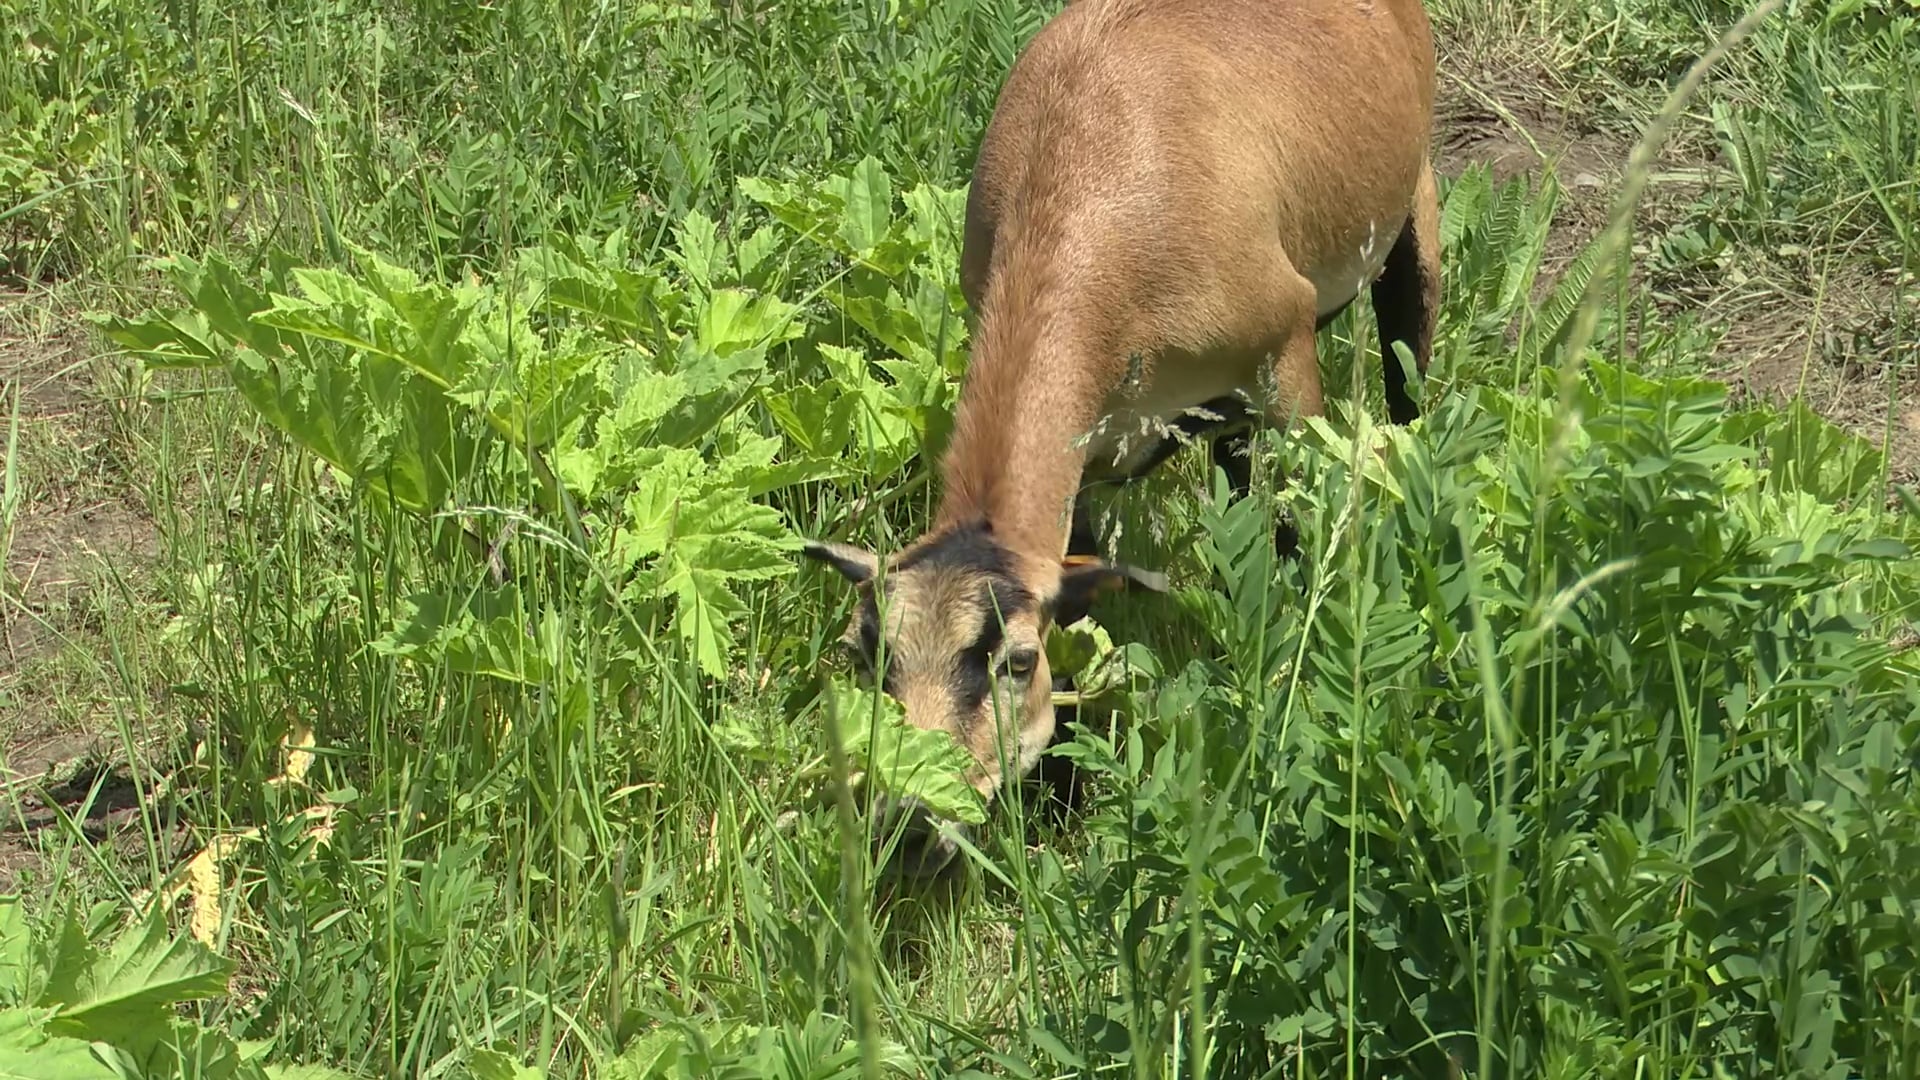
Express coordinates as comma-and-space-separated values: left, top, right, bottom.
3, 0, 1920, 1078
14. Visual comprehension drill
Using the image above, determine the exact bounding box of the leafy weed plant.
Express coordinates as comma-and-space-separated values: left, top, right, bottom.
1, 0, 1917, 1078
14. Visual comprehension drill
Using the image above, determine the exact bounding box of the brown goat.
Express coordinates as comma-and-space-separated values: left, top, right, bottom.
805, 0, 1440, 875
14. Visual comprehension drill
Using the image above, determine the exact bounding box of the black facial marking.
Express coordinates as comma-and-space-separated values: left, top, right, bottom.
953, 581, 1025, 724
951, 659, 993, 717
983, 576, 1034, 621
895, 520, 1017, 579
896, 519, 1036, 618
850, 594, 899, 695
950, 651, 996, 719
967, 601, 1007, 663
849, 521, 1043, 720
856, 595, 881, 656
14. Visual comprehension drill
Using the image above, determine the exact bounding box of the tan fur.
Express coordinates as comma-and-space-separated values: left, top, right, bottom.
847, 560, 1050, 793
805, 0, 1440, 872
948, 0, 1439, 572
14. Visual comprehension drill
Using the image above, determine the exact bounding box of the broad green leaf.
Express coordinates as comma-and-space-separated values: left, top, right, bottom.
224, 342, 391, 504
1026, 1025, 1086, 1069
734, 226, 780, 281
610, 443, 800, 677
740, 167, 918, 272
670, 210, 722, 293
695, 289, 803, 357
1046, 617, 1129, 696
835, 157, 893, 255
371, 588, 550, 685
357, 249, 479, 387
516, 236, 675, 338
764, 386, 853, 461
666, 486, 798, 580
1765, 398, 1887, 505
1045, 617, 1110, 682
875, 356, 956, 435
711, 431, 782, 478
613, 448, 708, 566
817, 344, 915, 463
36, 916, 94, 1019
735, 456, 844, 499
379, 378, 469, 514
455, 321, 602, 451
179, 253, 296, 361
0, 1007, 110, 1079
668, 342, 766, 401
41, 906, 231, 1044
826, 680, 986, 826
0, 900, 34, 1007
468, 1047, 545, 1080
668, 565, 751, 678
196, 254, 481, 515
590, 369, 691, 492
657, 497, 798, 674
902, 182, 967, 263
105, 1018, 254, 1080
1843, 537, 1911, 562
737, 176, 836, 247
1264, 1007, 1336, 1045
89, 308, 225, 368
827, 290, 936, 368
460, 296, 548, 381
651, 340, 767, 448
602, 1026, 682, 1078
252, 269, 403, 363
850, 234, 922, 280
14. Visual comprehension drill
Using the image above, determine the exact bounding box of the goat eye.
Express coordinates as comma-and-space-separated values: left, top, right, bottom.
1001, 649, 1038, 679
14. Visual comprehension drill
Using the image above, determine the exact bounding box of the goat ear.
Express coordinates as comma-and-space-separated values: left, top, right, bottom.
1052, 555, 1168, 627
800, 539, 880, 585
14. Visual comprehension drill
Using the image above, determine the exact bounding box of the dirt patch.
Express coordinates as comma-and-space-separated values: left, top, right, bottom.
1433, 54, 1920, 489
0, 287, 165, 891
1707, 264, 1920, 488
0, 312, 90, 415
1433, 43, 1640, 281
0, 736, 146, 891
1433, 58, 1736, 281
1, 289, 160, 667
5, 486, 157, 659
1436, 74, 1626, 191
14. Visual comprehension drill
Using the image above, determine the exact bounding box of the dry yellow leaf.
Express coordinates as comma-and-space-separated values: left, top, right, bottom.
282, 721, 315, 784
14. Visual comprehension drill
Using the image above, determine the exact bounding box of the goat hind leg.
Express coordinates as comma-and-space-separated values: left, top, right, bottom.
1373, 160, 1441, 425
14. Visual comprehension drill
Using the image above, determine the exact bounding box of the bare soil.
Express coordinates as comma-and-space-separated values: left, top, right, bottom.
0, 287, 162, 890
1433, 59, 1920, 489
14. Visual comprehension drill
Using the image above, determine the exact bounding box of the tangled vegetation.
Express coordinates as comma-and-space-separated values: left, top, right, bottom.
2, 0, 1917, 1077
